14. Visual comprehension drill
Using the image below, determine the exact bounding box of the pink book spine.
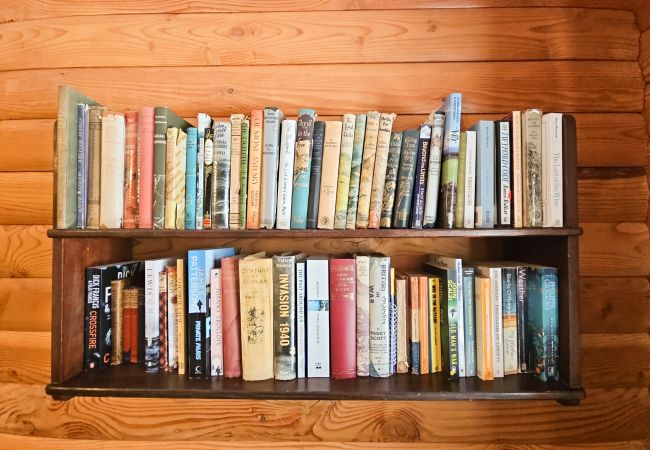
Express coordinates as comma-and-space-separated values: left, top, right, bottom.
138, 106, 155, 229
222, 257, 242, 377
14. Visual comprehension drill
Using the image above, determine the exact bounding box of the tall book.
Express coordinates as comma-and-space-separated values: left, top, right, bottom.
355, 254, 370, 376
411, 124, 432, 228
453, 132, 468, 229
418, 275, 429, 374
159, 269, 169, 371
470, 120, 496, 229
123, 286, 141, 364
229, 114, 244, 229
306, 256, 330, 377
209, 268, 223, 376
196, 113, 212, 229
510, 111, 523, 228
246, 110, 264, 229
317, 121, 343, 229
167, 266, 179, 371
395, 274, 409, 373
392, 130, 419, 228
334, 114, 356, 229
239, 253, 274, 381
330, 257, 356, 379
345, 114, 367, 229
527, 265, 559, 381
423, 112, 445, 228
463, 130, 477, 229
405, 273, 420, 374
260, 107, 284, 229
355, 111, 380, 228
176, 258, 186, 374
296, 258, 307, 378
222, 255, 243, 378
495, 120, 512, 227
472, 263, 504, 378
164, 128, 187, 229
202, 128, 215, 229
122, 110, 138, 229
380, 131, 403, 228
87, 105, 106, 229
212, 121, 231, 229
56, 85, 100, 229
475, 276, 494, 381
501, 266, 518, 375
76, 103, 90, 229
144, 258, 174, 373
368, 113, 397, 229
437, 93, 462, 229
120, 278, 131, 363
369, 254, 391, 377
238, 117, 250, 229
290, 109, 317, 229
99, 113, 125, 228
542, 113, 563, 227
276, 120, 298, 230
306, 121, 326, 229
427, 276, 441, 373
273, 253, 301, 380
110, 279, 126, 365
516, 265, 528, 373
462, 267, 476, 377
184, 127, 198, 229
522, 109, 543, 227
389, 268, 397, 374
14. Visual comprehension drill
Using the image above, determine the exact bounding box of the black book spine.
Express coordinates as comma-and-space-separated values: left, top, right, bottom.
495, 120, 512, 227
188, 313, 205, 377
306, 121, 325, 229
84, 268, 103, 371
410, 125, 432, 228
392, 130, 419, 228
516, 266, 528, 373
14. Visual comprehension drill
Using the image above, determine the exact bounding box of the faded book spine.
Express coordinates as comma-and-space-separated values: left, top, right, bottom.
87, 105, 106, 229
345, 114, 367, 229
502, 267, 517, 376
246, 110, 264, 229
167, 266, 178, 371
380, 131, 403, 228
213, 122, 231, 229
174, 129, 187, 229
76, 103, 90, 229
202, 128, 214, 229
392, 130, 419, 228
317, 121, 343, 229
273, 255, 297, 380
395, 275, 409, 373
290, 109, 316, 229
410, 124, 432, 229
110, 279, 125, 365
239, 118, 250, 229
276, 120, 298, 230
184, 127, 198, 229
423, 112, 445, 228
369, 255, 391, 377
176, 259, 186, 374
355, 111, 380, 228
306, 121, 326, 229
463, 130, 477, 228
437, 93, 462, 229
330, 258, 357, 379
389, 268, 397, 374
99, 113, 125, 228
210, 268, 223, 376
471, 121, 496, 229
222, 256, 242, 377
152, 107, 168, 229
368, 113, 397, 229
334, 114, 356, 229
229, 114, 244, 229
511, 111, 523, 228
158, 269, 168, 371
164, 128, 178, 229
408, 274, 420, 375
306, 257, 330, 377
355, 255, 370, 376
260, 107, 284, 229
453, 132, 468, 229
522, 109, 543, 227
123, 111, 139, 228
543, 113, 563, 227
496, 120, 512, 227
196, 113, 212, 229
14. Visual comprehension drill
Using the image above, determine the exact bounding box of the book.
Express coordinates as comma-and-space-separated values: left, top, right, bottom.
306, 256, 330, 377
418, 275, 429, 374
380, 131, 403, 228
99, 113, 125, 228
260, 107, 284, 229
213, 121, 231, 229
176, 258, 186, 374
144, 258, 174, 373
167, 266, 179, 371
463, 130, 477, 229
345, 114, 367, 229
87, 105, 106, 229
296, 258, 307, 378
522, 109, 543, 227
542, 113, 563, 227
470, 120, 496, 229
427, 276, 441, 373
462, 267, 476, 377
184, 127, 198, 229
389, 268, 397, 374
355, 254, 370, 377
475, 276, 493, 381
369, 254, 391, 377
329, 257, 356, 379
355, 111, 380, 228
123, 286, 141, 364
164, 127, 187, 229
122, 281, 132, 363
334, 114, 356, 229
368, 112, 397, 228
392, 130, 420, 228
411, 125, 433, 229
395, 274, 409, 373
222, 255, 243, 378
239, 117, 250, 229
510, 111, 523, 228
516, 265, 528, 373
110, 278, 126, 365
495, 120, 512, 227
306, 121, 326, 229
273, 253, 301, 380
210, 267, 223, 376
229, 114, 244, 229
276, 120, 298, 230
453, 132, 468, 229
423, 112, 445, 228
123, 110, 138, 229
473, 263, 504, 378
405, 273, 420, 374
437, 93, 462, 229
246, 110, 264, 229
501, 266, 518, 375
76, 103, 90, 229
527, 265, 559, 382
317, 120, 343, 229
290, 109, 317, 229
239, 253, 274, 381
196, 113, 212, 229
158, 269, 168, 371
202, 128, 215, 229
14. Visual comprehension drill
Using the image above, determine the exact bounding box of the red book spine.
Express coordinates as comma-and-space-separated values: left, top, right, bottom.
221, 257, 242, 377
123, 111, 139, 228
138, 106, 155, 228
130, 288, 140, 364
329, 258, 357, 379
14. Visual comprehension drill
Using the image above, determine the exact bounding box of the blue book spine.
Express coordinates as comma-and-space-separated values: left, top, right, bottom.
76, 104, 89, 229
411, 341, 420, 374
463, 267, 476, 377
471, 121, 495, 228
290, 108, 317, 229
443, 93, 462, 157
185, 127, 198, 229
410, 124, 431, 228
527, 267, 559, 382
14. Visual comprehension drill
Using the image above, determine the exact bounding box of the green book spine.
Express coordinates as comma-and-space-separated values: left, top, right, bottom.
453, 132, 468, 228
152, 107, 169, 229
392, 130, 419, 228
380, 131, 403, 228
463, 267, 476, 377
238, 118, 250, 229
345, 114, 367, 229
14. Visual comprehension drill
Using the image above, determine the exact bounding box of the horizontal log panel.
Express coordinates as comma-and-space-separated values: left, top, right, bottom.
579, 222, 650, 277
0, 173, 52, 224
0, 62, 643, 120
580, 277, 650, 333
0, 119, 53, 172
0, 226, 51, 278
645, 85, 650, 136
0, 9, 637, 72
635, 0, 650, 32
0, 332, 50, 384
641, 30, 650, 82
577, 169, 648, 222
0, 383, 648, 442
581, 334, 650, 388
0, 279, 50, 332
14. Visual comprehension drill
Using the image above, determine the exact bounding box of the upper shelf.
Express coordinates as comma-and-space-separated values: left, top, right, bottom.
48, 227, 582, 239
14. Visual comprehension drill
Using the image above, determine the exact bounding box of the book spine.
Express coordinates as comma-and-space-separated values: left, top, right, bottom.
496, 121, 512, 226
410, 124, 432, 228
210, 268, 223, 376
516, 266, 528, 373
317, 121, 343, 229
502, 267, 517, 375
296, 260, 306, 378
306, 258, 330, 377
433, 275, 442, 372
175, 130, 187, 229
144, 263, 160, 373
239, 118, 250, 229
380, 131, 403, 228
152, 107, 168, 229
453, 132, 467, 229
423, 112, 445, 227
202, 128, 214, 229
273, 255, 297, 380
345, 114, 367, 229
246, 111, 264, 229
136, 287, 145, 364
454, 261, 466, 378
110, 279, 124, 365
184, 128, 198, 229
334, 114, 356, 229
306, 121, 326, 229
87, 105, 105, 229
329, 258, 357, 379
522, 109, 543, 227
418, 276, 429, 374
99, 113, 125, 228
474, 122, 495, 229
512, 111, 523, 227
542, 269, 560, 381
213, 122, 231, 229
392, 130, 419, 228
355, 255, 370, 376
260, 108, 284, 229
123, 111, 139, 228
438, 94, 462, 229
389, 268, 397, 375
290, 109, 316, 229
527, 267, 559, 381
369, 255, 391, 377
229, 114, 244, 229
159, 270, 168, 371
76, 104, 89, 229
428, 277, 440, 373
187, 251, 206, 377
196, 113, 211, 229
166, 266, 178, 371
122, 283, 131, 363
547, 113, 563, 227
445, 271, 460, 379
409, 275, 420, 374
176, 259, 186, 374
463, 268, 476, 377
276, 120, 298, 230
222, 257, 242, 378
56, 86, 72, 229
492, 268, 504, 378
463, 131, 477, 228
355, 111, 380, 228
368, 113, 397, 229
475, 276, 493, 381
164, 128, 178, 229
84, 269, 102, 370
395, 277, 409, 373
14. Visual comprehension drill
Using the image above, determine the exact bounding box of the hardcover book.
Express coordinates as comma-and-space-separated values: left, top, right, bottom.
334, 114, 356, 229
345, 114, 367, 229
246, 110, 264, 229
229, 114, 244, 229
260, 107, 284, 229
427, 276, 441, 373
463, 130, 477, 229
368, 113, 397, 228
276, 120, 298, 230
522, 109, 543, 227
411, 124, 432, 228
273, 253, 301, 380
418, 275, 429, 374
144, 258, 174, 373
423, 112, 445, 228
392, 130, 419, 228
122, 110, 138, 229
395, 274, 409, 373
296, 258, 307, 378
99, 113, 125, 228
159, 269, 169, 371
110, 278, 126, 365
196, 113, 212, 229
510, 111, 523, 228
437, 93, 462, 229
330, 257, 357, 379
306, 256, 330, 377
222, 255, 243, 378
164, 128, 187, 229
380, 131, 403, 228
369, 254, 391, 377
355, 254, 370, 376
87, 105, 106, 229
167, 266, 179, 371
290, 108, 317, 229
76, 103, 90, 229
527, 265, 559, 382
470, 120, 496, 229
184, 127, 198, 229
202, 128, 214, 229
496, 120, 512, 227
404, 272, 420, 374
317, 121, 343, 229
239, 117, 250, 229
306, 121, 326, 229
453, 132, 468, 229
542, 113, 563, 227
355, 111, 380, 228
213, 121, 231, 229
389, 268, 397, 374
123, 286, 141, 364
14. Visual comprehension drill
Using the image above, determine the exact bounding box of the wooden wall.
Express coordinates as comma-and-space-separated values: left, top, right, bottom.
1, 1, 649, 447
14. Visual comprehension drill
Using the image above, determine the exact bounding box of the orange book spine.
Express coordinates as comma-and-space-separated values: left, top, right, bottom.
418, 275, 429, 374
246, 110, 264, 229
482, 277, 494, 380
123, 111, 139, 228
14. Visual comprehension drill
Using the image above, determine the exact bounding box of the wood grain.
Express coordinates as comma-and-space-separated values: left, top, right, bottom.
635, 0, 650, 32
0, 9, 637, 71
0, 279, 50, 332
0, 226, 51, 278
579, 222, 650, 276
577, 169, 648, 222
581, 333, 650, 388
0, 332, 50, 384
0, 173, 52, 224
641, 30, 650, 82
0, 61, 643, 120
0, 120, 53, 172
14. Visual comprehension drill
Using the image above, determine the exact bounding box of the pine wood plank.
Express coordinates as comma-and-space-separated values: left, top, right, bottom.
640, 30, 650, 82
635, 0, 650, 32
0, 226, 51, 278
0, 279, 50, 332
0, 173, 52, 224
0, 9, 637, 71
577, 169, 648, 222
0, 119, 53, 172
0, 61, 642, 120
0, 332, 50, 384
581, 334, 650, 388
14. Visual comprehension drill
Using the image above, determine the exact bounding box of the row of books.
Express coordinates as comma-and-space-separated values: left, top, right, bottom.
58, 86, 566, 231
85, 250, 559, 382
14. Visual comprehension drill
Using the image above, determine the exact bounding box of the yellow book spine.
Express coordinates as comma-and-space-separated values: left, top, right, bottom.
333, 114, 356, 229
428, 277, 442, 373
355, 111, 380, 228
317, 121, 343, 229
176, 258, 186, 375
368, 112, 396, 229
418, 275, 429, 374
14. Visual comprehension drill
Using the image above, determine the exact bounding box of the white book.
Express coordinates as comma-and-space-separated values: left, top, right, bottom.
306, 256, 330, 377
543, 113, 564, 227
196, 113, 212, 229
260, 107, 284, 229
276, 120, 297, 230
463, 130, 477, 228
512, 111, 523, 228
144, 257, 175, 373
355, 255, 370, 376
317, 121, 343, 229
210, 268, 223, 376
296, 259, 306, 378
369, 254, 391, 378
99, 113, 125, 228
423, 112, 445, 227
229, 114, 244, 230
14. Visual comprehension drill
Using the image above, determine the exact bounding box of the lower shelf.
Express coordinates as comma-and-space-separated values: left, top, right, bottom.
46, 364, 585, 402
